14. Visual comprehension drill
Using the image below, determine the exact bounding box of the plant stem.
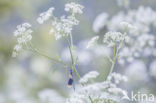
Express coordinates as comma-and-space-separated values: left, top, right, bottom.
65, 36, 95, 103
109, 43, 121, 76
89, 96, 94, 103
65, 36, 81, 80
28, 42, 70, 68
35, 49, 70, 67
69, 33, 73, 48
109, 44, 117, 76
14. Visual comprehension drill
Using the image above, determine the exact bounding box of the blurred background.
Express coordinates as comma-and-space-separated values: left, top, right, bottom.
0, 0, 156, 103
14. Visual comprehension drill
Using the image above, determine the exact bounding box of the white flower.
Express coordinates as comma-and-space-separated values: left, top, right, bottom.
107, 6, 156, 64
137, 34, 155, 47
108, 87, 127, 95
103, 31, 125, 47
118, 32, 155, 64
136, 6, 156, 25
120, 21, 137, 31
86, 36, 99, 48
67, 72, 128, 103
14, 23, 32, 37
79, 71, 99, 83
65, 2, 84, 14
107, 72, 128, 84
37, 7, 54, 24
55, 33, 62, 40
40, 2, 83, 40
93, 12, 109, 33
125, 60, 148, 83
49, 15, 80, 40
38, 89, 65, 103
14, 44, 22, 51
12, 23, 33, 57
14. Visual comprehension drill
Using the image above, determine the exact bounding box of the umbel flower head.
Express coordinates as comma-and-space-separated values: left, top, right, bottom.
65, 2, 84, 14
79, 71, 99, 83
66, 71, 128, 103
36, 2, 83, 40
103, 31, 125, 47
49, 15, 80, 40
12, 23, 33, 57
92, 12, 109, 33
86, 36, 99, 49
37, 7, 54, 24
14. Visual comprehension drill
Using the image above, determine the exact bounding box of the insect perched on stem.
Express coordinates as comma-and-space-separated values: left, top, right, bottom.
67, 69, 75, 90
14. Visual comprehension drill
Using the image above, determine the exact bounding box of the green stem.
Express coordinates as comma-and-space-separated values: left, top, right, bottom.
65, 36, 81, 80
35, 49, 69, 67
109, 44, 117, 76
89, 96, 94, 103
109, 43, 121, 76
28, 42, 70, 68
108, 32, 127, 76
65, 36, 95, 103
69, 33, 73, 48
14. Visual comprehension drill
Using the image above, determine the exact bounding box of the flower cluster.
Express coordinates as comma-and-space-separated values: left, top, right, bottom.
12, 23, 33, 57
93, 6, 156, 64
65, 2, 84, 14
37, 7, 54, 24
38, 89, 65, 103
103, 31, 125, 47
93, 12, 109, 33
36, 2, 83, 40
66, 71, 128, 103
10, 0, 156, 103
107, 72, 128, 84
125, 60, 149, 87
120, 21, 137, 31
79, 71, 99, 83
86, 36, 99, 48
103, 6, 156, 33
49, 15, 79, 40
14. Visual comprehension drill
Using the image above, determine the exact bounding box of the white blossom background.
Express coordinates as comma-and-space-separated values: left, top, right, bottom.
0, 0, 156, 103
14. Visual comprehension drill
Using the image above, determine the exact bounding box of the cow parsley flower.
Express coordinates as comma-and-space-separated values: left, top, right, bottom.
103, 31, 125, 47
48, 2, 83, 40
86, 36, 99, 49
103, 6, 156, 64
120, 21, 137, 31
107, 72, 128, 84
65, 2, 84, 14
137, 34, 155, 47
37, 7, 54, 24
93, 12, 109, 33
38, 89, 65, 103
79, 71, 99, 84
118, 33, 155, 64
49, 15, 79, 40
67, 72, 128, 103
12, 23, 33, 57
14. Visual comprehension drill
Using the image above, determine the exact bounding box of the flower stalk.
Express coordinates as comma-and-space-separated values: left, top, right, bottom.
109, 44, 117, 75
28, 41, 71, 68
65, 36, 81, 80
65, 36, 95, 103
